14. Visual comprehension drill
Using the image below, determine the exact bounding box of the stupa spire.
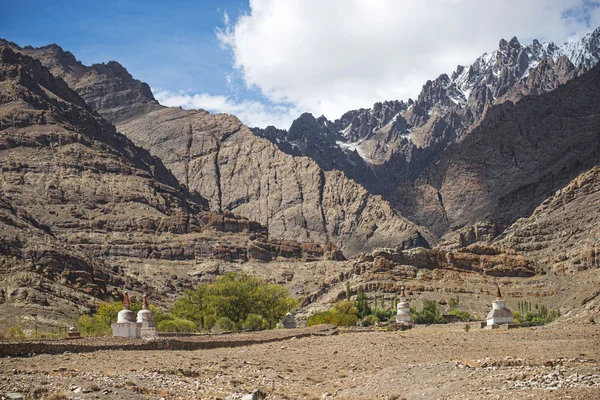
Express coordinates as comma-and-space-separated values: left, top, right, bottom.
142, 293, 149, 310
123, 291, 130, 310
496, 286, 502, 299
400, 287, 406, 298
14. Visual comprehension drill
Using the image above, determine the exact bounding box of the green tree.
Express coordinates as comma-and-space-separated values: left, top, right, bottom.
355, 290, 371, 318
448, 295, 459, 310
255, 283, 297, 329
207, 273, 263, 324
171, 285, 210, 329
333, 300, 358, 315
411, 299, 447, 324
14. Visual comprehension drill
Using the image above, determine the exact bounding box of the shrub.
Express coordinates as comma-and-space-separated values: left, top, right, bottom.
6, 325, 26, 340
203, 314, 217, 331
333, 300, 358, 315
156, 318, 196, 333
361, 315, 380, 327
448, 309, 474, 321
412, 300, 447, 324
373, 308, 390, 322
243, 314, 265, 331
306, 311, 358, 327
212, 317, 237, 333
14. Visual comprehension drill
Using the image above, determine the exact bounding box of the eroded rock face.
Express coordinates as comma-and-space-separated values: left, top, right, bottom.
117, 107, 433, 255
495, 166, 600, 274
355, 245, 537, 278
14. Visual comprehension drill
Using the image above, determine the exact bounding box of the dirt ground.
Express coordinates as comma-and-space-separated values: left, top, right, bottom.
1, 323, 599, 400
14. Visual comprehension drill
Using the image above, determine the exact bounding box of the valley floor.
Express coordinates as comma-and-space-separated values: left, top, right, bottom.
1, 323, 599, 399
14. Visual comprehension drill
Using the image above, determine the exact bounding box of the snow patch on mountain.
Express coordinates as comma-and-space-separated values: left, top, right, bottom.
336, 140, 368, 159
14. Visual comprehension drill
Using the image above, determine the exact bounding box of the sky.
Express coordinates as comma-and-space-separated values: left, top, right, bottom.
1, 0, 600, 128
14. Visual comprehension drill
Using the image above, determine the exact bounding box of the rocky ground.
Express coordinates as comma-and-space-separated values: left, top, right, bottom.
1, 323, 599, 399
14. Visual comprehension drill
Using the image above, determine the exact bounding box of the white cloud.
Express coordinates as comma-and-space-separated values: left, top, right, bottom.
213, 0, 596, 126
153, 89, 300, 128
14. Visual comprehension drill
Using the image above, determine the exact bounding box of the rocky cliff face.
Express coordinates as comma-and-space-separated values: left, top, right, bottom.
117, 107, 433, 255
394, 61, 600, 238
495, 166, 600, 274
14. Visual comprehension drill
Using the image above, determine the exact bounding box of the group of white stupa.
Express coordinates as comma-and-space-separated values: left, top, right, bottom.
112, 292, 157, 338
392, 285, 514, 329
111, 285, 513, 338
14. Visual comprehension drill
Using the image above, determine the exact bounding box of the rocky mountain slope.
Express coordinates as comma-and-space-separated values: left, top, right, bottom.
495, 166, 600, 275
0, 46, 344, 328
0, 39, 163, 124
254, 28, 600, 220
3, 39, 434, 255
116, 106, 433, 255
395, 60, 600, 238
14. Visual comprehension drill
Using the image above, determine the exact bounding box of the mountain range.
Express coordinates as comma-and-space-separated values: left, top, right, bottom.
1, 27, 599, 328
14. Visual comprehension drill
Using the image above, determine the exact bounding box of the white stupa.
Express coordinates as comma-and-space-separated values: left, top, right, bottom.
137, 294, 158, 338
112, 292, 138, 338
395, 287, 413, 328
486, 286, 514, 328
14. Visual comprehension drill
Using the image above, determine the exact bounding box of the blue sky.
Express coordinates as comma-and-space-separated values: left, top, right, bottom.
0, 0, 246, 97
1, 1, 599, 128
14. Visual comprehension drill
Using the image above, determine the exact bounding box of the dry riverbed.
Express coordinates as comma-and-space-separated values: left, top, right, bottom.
1, 323, 599, 399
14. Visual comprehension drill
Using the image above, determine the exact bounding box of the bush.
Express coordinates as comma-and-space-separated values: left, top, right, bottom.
306, 311, 358, 327
243, 314, 265, 331
6, 325, 25, 340
448, 309, 474, 321
333, 300, 358, 315
412, 300, 447, 324
203, 314, 217, 331
361, 315, 380, 327
213, 317, 237, 333
373, 308, 390, 322
156, 318, 196, 333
